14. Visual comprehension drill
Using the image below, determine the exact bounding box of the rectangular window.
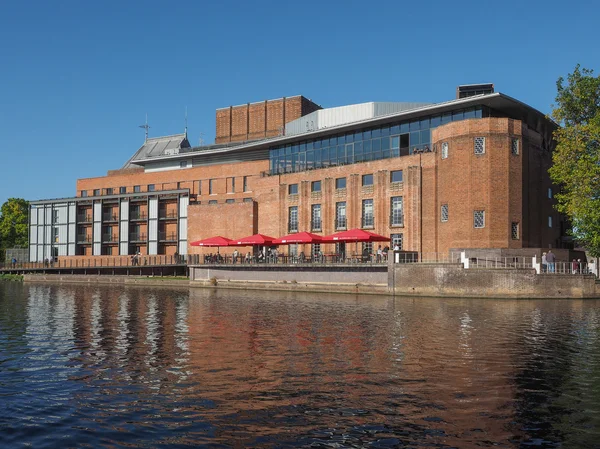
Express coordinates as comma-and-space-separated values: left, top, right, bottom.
134, 185, 140, 193
312, 180, 321, 192
180, 161, 188, 168
120, 186, 126, 194
53, 210, 59, 224
243, 197, 253, 202
311, 204, 322, 231
105, 188, 113, 195
227, 177, 235, 193
147, 184, 155, 192
335, 177, 346, 189
474, 137, 486, 155
243, 176, 248, 192
80, 190, 88, 197
53, 227, 59, 243
511, 138, 519, 155
362, 199, 374, 228
548, 216, 553, 228
390, 196, 404, 226
226, 199, 235, 204
93, 189, 100, 196
289, 206, 298, 232
511, 222, 520, 239
362, 174, 373, 186
391, 233, 403, 250
441, 142, 449, 159
441, 204, 449, 222
391, 170, 403, 183
336, 202, 347, 229
289, 184, 298, 195
209, 179, 214, 195
208, 200, 217, 205
474, 210, 485, 228
548, 188, 552, 199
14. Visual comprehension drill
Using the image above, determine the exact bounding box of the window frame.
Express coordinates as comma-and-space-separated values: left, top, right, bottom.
441, 204, 449, 222
390, 170, 403, 183
474, 210, 485, 228
311, 180, 322, 192
335, 177, 346, 190
362, 174, 374, 186
474, 137, 486, 155
288, 183, 298, 195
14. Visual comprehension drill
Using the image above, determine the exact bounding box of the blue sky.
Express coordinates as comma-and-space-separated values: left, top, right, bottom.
1, 0, 598, 206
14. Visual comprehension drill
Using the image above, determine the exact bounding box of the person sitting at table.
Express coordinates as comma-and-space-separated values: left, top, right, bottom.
245, 252, 251, 263
299, 251, 306, 263
362, 246, 370, 262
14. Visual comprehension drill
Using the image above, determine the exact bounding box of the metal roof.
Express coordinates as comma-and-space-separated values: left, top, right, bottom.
129, 92, 557, 167
122, 133, 191, 169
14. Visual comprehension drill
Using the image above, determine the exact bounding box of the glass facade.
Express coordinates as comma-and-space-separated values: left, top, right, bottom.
269, 107, 484, 175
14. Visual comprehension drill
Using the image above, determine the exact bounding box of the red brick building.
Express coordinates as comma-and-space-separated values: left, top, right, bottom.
28, 85, 565, 262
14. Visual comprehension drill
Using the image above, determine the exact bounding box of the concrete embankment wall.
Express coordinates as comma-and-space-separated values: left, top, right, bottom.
189, 265, 389, 295
23, 274, 189, 288
389, 263, 600, 298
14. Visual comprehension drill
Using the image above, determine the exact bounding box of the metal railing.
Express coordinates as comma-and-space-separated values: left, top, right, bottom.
102, 234, 118, 243
77, 215, 92, 222
158, 232, 177, 241
129, 233, 147, 241
335, 218, 347, 230
361, 217, 374, 228
130, 212, 147, 220
103, 213, 119, 222
159, 211, 178, 219
77, 235, 92, 243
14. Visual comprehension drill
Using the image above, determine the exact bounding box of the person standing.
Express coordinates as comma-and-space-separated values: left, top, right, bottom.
572, 258, 579, 274
546, 250, 555, 273
232, 249, 239, 264
541, 252, 547, 273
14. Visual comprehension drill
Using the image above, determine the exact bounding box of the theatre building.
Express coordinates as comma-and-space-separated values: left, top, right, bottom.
28, 85, 566, 262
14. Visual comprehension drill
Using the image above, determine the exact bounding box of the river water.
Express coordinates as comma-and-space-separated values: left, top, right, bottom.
1, 282, 599, 448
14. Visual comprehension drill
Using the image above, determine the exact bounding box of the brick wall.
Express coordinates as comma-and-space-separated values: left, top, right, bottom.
215, 96, 321, 143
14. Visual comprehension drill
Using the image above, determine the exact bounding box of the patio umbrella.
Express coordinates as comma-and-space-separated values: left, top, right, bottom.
189, 236, 233, 247
230, 233, 277, 246
322, 228, 390, 260
272, 231, 324, 244
321, 228, 390, 243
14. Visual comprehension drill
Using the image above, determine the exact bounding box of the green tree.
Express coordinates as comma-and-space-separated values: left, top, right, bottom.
549, 65, 600, 256
0, 198, 29, 251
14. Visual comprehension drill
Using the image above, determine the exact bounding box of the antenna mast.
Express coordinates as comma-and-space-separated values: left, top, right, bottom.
139, 113, 150, 141
185, 107, 188, 138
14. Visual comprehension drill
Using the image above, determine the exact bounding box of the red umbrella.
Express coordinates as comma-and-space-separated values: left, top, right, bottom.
189, 236, 233, 247
230, 233, 277, 246
321, 228, 390, 243
273, 232, 324, 244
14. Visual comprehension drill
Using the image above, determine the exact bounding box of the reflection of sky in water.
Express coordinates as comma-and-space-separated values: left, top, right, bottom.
1, 284, 599, 448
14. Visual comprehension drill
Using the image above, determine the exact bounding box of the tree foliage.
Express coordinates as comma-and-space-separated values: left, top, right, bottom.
549, 65, 600, 256
0, 198, 29, 250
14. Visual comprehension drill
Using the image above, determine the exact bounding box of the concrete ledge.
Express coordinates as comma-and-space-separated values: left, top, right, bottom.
190, 279, 390, 295
23, 274, 190, 288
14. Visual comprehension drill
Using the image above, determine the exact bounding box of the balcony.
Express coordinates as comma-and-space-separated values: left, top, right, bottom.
361, 217, 374, 229
102, 234, 118, 243
77, 234, 92, 244
311, 220, 322, 232
130, 212, 147, 221
158, 232, 177, 242
103, 213, 118, 222
77, 214, 92, 223
159, 210, 178, 220
129, 233, 147, 242
335, 218, 347, 230
288, 222, 298, 233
